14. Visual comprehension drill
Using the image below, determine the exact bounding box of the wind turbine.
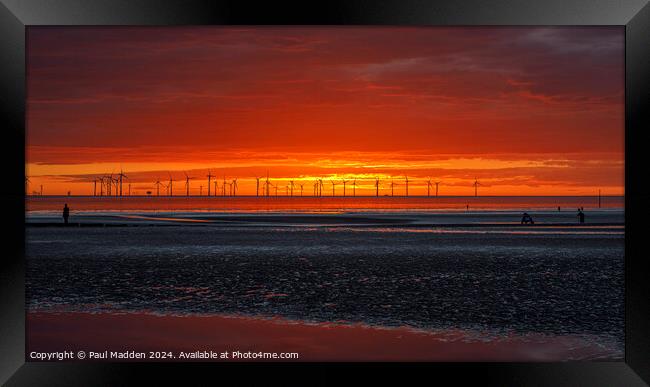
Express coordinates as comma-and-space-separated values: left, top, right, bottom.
404, 175, 409, 197
222, 176, 227, 196
342, 180, 348, 197
98, 176, 105, 196
598, 189, 601, 208
224, 181, 231, 196
112, 173, 119, 196
107, 173, 113, 196
184, 171, 193, 197
104, 175, 111, 196
352, 179, 357, 197
426, 178, 432, 197
214, 180, 218, 197
300, 183, 304, 196
255, 177, 261, 197
98, 176, 104, 196
117, 169, 127, 196
473, 177, 481, 197
265, 171, 270, 197
330, 180, 337, 196
107, 172, 116, 196
168, 173, 175, 197
206, 169, 214, 196
374, 177, 380, 197
231, 178, 238, 196
289, 180, 295, 197
435, 181, 441, 197
154, 179, 162, 197
113, 175, 120, 197
390, 179, 395, 196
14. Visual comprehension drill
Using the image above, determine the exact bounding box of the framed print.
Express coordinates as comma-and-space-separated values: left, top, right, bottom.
1, 0, 649, 385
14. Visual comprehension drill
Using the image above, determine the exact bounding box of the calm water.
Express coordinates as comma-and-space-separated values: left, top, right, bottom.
26, 195, 624, 214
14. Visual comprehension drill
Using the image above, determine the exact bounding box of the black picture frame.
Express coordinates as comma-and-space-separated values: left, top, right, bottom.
1, 1, 648, 385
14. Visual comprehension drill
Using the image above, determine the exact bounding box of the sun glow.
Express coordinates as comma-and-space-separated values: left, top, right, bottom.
25, 151, 623, 197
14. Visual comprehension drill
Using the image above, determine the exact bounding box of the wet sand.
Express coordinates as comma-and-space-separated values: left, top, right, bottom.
25, 196, 625, 214
27, 223, 624, 360
27, 312, 616, 362
25, 209, 624, 228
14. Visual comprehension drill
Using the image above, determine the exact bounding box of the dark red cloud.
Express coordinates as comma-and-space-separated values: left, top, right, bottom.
27, 26, 623, 157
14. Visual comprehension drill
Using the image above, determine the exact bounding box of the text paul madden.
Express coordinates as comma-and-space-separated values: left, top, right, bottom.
89, 351, 149, 360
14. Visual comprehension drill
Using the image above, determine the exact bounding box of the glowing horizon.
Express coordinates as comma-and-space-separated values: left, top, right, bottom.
25, 149, 623, 196
26, 27, 624, 196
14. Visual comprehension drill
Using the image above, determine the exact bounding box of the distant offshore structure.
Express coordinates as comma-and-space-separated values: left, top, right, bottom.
23, 170, 462, 197
25, 171, 608, 200
70, 171, 456, 197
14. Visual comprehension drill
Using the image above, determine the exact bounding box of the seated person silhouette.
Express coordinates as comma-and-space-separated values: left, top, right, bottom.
577, 208, 585, 224
521, 212, 534, 225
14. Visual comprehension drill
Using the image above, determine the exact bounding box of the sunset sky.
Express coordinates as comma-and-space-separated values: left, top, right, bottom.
26, 27, 624, 196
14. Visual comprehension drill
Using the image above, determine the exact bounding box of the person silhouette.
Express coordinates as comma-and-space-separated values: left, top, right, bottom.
521, 212, 534, 225
63, 203, 70, 225
577, 208, 585, 224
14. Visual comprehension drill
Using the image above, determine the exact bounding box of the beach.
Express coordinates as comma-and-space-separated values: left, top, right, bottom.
25, 197, 624, 361
26, 195, 624, 227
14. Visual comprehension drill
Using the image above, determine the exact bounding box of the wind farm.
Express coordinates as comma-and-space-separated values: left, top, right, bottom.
26, 170, 617, 217
23, 170, 499, 198
25, 162, 623, 226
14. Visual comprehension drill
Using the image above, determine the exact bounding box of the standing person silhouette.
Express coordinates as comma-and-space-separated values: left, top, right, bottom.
577, 208, 585, 224
63, 203, 70, 225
